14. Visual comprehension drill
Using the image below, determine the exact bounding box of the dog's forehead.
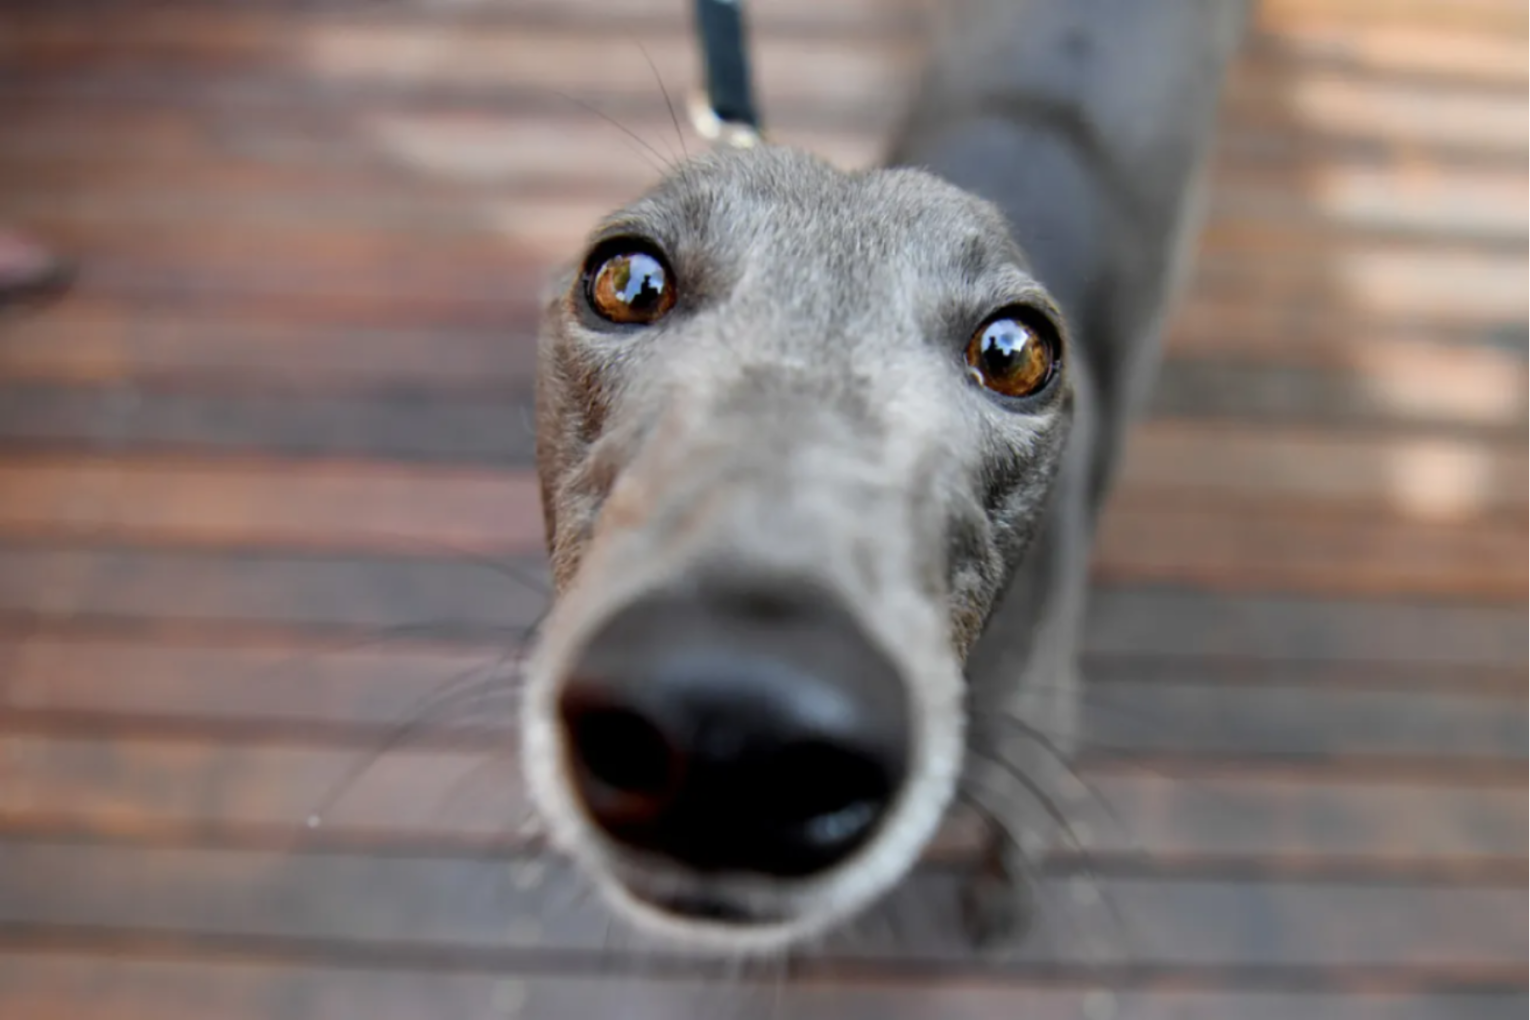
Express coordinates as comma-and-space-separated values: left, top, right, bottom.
620, 146, 1025, 286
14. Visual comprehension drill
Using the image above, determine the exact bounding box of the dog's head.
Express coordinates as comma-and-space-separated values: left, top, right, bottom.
523, 145, 1073, 953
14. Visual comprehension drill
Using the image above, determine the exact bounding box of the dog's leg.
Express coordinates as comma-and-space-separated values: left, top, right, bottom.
886, 0, 1251, 947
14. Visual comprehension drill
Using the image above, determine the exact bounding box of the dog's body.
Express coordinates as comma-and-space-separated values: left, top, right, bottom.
523, 0, 1250, 954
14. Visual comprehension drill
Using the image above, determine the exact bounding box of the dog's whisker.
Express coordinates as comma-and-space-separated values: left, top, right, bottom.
961, 754, 1121, 936
413, 652, 526, 711
964, 746, 1099, 861
961, 758, 1138, 963
237, 622, 521, 694
979, 708, 1312, 829
401, 664, 527, 738
303, 657, 528, 827
958, 784, 1124, 973
303, 527, 553, 597
974, 714, 1138, 851
547, 87, 678, 177
629, 35, 690, 165
956, 786, 1118, 972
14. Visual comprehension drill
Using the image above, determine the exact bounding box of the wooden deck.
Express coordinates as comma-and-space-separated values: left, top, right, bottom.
0, 1, 1525, 1017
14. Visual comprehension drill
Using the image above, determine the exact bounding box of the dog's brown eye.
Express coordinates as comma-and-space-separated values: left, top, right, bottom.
965, 310, 1058, 398
586, 245, 676, 325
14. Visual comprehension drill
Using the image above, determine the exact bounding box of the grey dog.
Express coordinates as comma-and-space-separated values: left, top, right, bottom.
521, 0, 1251, 954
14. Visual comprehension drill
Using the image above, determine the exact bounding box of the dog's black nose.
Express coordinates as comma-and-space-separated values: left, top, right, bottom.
557, 580, 909, 878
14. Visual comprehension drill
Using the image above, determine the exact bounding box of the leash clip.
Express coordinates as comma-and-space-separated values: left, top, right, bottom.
691, 0, 764, 149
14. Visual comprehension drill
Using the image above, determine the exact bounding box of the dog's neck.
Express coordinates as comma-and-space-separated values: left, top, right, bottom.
888, 0, 1248, 704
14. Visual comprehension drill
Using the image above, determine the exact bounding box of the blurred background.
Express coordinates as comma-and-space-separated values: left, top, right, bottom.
0, 0, 1524, 1017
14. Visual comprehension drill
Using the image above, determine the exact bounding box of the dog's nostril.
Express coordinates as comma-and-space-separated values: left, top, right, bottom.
763, 741, 892, 841
554, 581, 911, 880
566, 704, 676, 797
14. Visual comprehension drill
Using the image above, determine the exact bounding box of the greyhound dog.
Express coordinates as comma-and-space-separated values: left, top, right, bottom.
520, 0, 1250, 954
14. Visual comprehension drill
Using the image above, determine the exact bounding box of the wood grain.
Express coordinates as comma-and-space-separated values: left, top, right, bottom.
0, 305, 541, 391
0, 956, 1519, 1020
0, 842, 1522, 972
0, 385, 539, 464
0, 545, 551, 636
0, 455, 545, 554
1, 731, 1521, 866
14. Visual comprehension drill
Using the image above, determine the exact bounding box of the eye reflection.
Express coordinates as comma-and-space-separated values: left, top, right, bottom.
588, 248, 676, 325
965, 312, 1056, 397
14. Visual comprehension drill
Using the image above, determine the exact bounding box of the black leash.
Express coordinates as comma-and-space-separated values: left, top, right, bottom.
691, 0, 764, 147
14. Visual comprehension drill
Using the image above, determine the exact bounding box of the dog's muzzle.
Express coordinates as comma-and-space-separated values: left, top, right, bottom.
555, 576, 911, 882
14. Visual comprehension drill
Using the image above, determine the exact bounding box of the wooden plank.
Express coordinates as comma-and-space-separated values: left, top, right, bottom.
0, 246, 549, 316
0, 545, 551, 637
26, 237, 1525, 347
0, 15, 921, 130
6, 80, 1523, 208
11, 633, 1530, 770
1207, 138, 1530, 224
0, 105, 871, 191
4, 279, 537, 332
2, 312, 1523, 449
1247, 23, 1528, 88
1, 732, 1521, 864
0, 457, 1520, 617
3, 174, 1524, 322
1146, 357, 1527, 436
1082, 657, 1524, 696
0, 842, 1521, 971
0, 452, 1522, 600
5, 626, 1523, 730
9, 0, 927, 32
0, 455, 544, 555
1117, 423, 1527, 524
1200, 212, 1525, 268
3, 12, 1526, 159
0, 104, 219, 160
11, 0, 812, 22
8, 14, 1530, 197
1187, 242, 1527, 328
6, 104, 1524, 245
0, 545, 1521, 664
13, 70, 1515, 206
4, 305, 1523, 445
5, 636, 1521, 758
8, 172, 1521, 275
5, 216, 1524, 340
0, 634, 514, 733
0, 217, 561, 295
0, 197, 615, 272
1221, 65, 1529, 158
1207, 168, 1527, 247
1092, 501, 1526, 601
0, 70, 891, 147
0, 384, 539, 465
11, 341, 1530, 474
0, 307, 540, 391
0, 735, 529, 841
1082, 587, 1526, 667
1165, 301, 1526, 371
1257, 0, 1530, 37
1079, 675, 1527, 762
5, 142, 1524, 260
0, 140, 653, 211
1, 956, 1519, 1020
977, 772, 1528, 863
